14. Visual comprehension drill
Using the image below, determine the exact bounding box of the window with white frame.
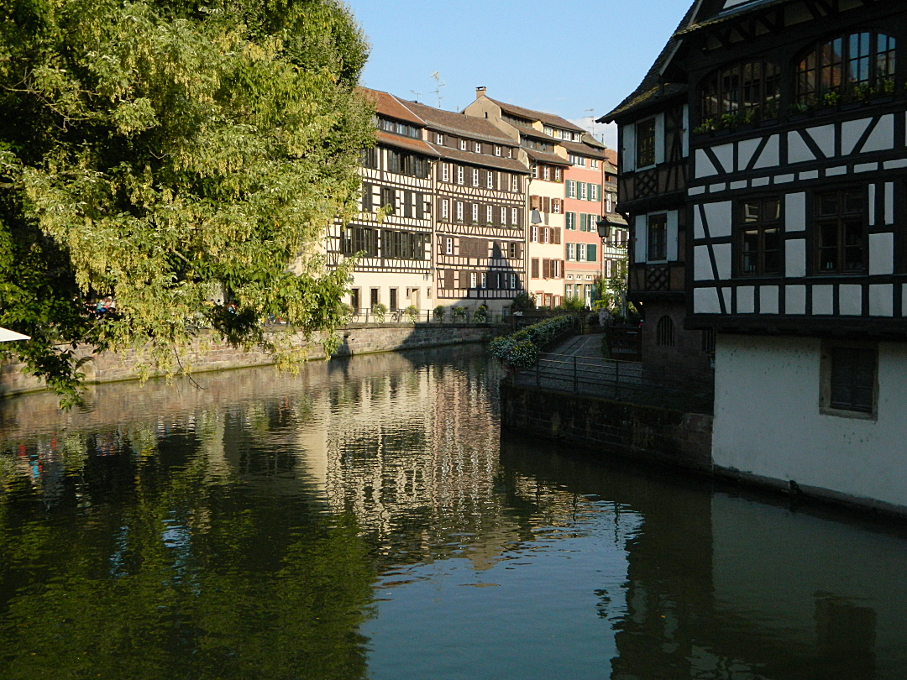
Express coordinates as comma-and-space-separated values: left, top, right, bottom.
566, 180, 576, 199
567, 243, 575, 261
494, 145, 501, 157
487, 171, 494, 189
456, 201, 464, 221
577, 243, 587, 261
436, 133, 444, 144
554, 167, 561, 181
580, 183, 587, 200
442, 163, 450, 182
543, 227, 550, 244
552, 200, 561, 214
474, 141, 482, 153
481, 272, 487, 288
446, 237, 453, 255
543, 166, 550, 181
532, 165, 538, 179
511, 175, 519, 192
531, 225, 539, 242
510, 273, 517, 289
566, 212, 576, 230
472, 203, 479, 222
470, 272, 477, 288
486, 205, 493, 223
591, 159, 598, 169
472, 168, 479, 187
441, 198, 449, 220
459, 139, 467, 151
457, 166, 464, 184
606, 193, 613, 213
501, 206, 507, 225
511, 207, 518, 225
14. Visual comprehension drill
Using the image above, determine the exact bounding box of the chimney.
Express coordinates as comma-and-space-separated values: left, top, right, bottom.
476, 86, 487, 98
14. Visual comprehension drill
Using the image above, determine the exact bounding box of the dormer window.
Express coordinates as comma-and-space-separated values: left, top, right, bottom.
796, 31, 896, 107
700, 60, 781, 126
474, 142, 482, 153
459, 139, 467, 151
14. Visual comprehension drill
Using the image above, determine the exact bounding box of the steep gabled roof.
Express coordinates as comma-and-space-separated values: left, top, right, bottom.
600, 2, 697, 123
402, 100, 518, 146
360, 87, 426, 126
488, 98, 587, 134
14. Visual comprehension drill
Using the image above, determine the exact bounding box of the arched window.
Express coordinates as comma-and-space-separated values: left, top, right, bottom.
656, 316, 675, 347
796, 31, 896, 106
700, 60, 781, 124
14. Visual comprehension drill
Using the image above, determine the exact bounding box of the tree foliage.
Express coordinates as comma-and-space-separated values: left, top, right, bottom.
0, 0, 374, 404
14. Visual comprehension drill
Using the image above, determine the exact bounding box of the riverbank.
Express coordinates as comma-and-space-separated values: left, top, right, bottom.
0, 322, 504, 397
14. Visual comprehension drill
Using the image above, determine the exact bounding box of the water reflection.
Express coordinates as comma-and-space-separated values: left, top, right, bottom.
0, 346, 905, 679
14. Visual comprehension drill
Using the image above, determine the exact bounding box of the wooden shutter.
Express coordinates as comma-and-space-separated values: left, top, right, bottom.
542, 196, 551, 213
553, 228, 561, 245
445, 269, 454, 289
531, 258, 539, 278
587, 243, 597, 262
530, 195, 541, 209
543, 258, 550, 279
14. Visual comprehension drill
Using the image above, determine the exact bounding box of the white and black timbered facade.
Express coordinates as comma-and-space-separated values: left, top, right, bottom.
656, 0, 907, 515
406, 101, 529, 311
327, 90, 439, 313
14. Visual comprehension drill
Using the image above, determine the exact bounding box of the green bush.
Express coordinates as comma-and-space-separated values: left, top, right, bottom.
452, 306, 467, 320
433, 305, 445, 321
405, 305, 419, 323
487, 314, 576, 369
371, 303, 387, 323
510, 292, 536, 312
507, 339, 539, 369
473, 304, 489, 323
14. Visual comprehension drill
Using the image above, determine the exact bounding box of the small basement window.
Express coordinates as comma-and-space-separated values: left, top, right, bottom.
821, 343, 877, 418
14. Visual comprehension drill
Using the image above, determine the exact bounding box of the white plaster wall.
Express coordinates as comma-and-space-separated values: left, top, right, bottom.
712, 334, 907, 510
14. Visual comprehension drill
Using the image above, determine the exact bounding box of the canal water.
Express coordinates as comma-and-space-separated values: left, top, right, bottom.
0, 345, 905, 680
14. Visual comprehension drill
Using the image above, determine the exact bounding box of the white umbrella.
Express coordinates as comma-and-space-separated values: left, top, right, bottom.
0, 327, 30, 342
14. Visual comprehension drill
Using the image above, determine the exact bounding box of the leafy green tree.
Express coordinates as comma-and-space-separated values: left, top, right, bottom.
0, 0, 374, 404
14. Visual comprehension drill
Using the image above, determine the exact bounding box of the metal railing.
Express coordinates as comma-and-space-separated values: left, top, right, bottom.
346, 307, 504, 325
513, 353, 714, 415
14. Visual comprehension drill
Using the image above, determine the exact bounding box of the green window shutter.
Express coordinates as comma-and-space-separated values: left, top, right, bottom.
579, 214, 586, 232
587, 243, 597, 262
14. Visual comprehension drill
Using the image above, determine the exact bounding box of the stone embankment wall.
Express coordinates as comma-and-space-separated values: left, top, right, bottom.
0, 323, 502, 397
499, 381, 714, 473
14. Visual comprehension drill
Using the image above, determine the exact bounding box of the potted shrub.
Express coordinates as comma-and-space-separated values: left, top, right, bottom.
433, 305, 445, 322
405, 305, 419, 323
371, 303, 387, 323
473, 304, 489, 323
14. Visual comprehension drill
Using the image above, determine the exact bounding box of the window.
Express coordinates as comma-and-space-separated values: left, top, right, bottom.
567, 243, 575, 261
566, 180, 576, 199
566, 212, 576, 230
472, 168, 479, 187
543, 227, 550, 244
486, 205, 493, 223
442, 163, 450, 182
457, 166, 464, 185
380, 187, 395, 214
474, 142, 482, 153
360, 147, 378, 169
389, 288, 398, 311
460, 139, 467, 151
636, 118, 656, 168
350, 288, 360, 310
796, 32, 896, 106
436, 133, 444, 144
472, 203, 479, 222
700, 60, 781, 123
445, 237, 453, 255
591, 159, 598, 169
456, 201, 464, 222
569, 154, 584, 166
481, 272, 487, 289
532, 165, 538, 179
552, 199, 561, 214
648, 214, 667, 261
441, 198, 449, 220
656, 316, 675, 347
487, 171, 495, 189
344, 225, 379, 256
361, 182, 373, 212
511, 175, 519, 192
577, 243, 586, 262
370, 288, 379, 307
554, 167, 561, 182
511, 207, 518, 226
822, 344, 876, 416
531, 258, 539, 278
579, 183, 587, 201
543, 166, 550, 181
531, 225, 538, 242
383, 230, 426, 260
738, 197, 781, 276
815, 188, 865, 273
387, 150, 429, 178
501, 207, 507, 225
470, 272, 477, 288
494, 145, 502, 156
606, 193, 614, 214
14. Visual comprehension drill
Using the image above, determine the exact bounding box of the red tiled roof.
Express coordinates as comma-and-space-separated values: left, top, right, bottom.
376, 130, 439, 157
487, 98, 586, 134
403, 100, 519, 146
360, 87, 426, 126
427, 144, 529, 173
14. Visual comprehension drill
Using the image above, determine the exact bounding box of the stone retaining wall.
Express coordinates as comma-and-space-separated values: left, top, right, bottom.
0, 323, 503, 397
499, 381, 713, 473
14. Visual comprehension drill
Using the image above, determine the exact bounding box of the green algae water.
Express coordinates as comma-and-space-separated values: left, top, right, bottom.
0, 345, 905, 679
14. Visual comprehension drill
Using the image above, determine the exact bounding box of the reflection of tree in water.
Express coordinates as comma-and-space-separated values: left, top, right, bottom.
0, 424, 375, 680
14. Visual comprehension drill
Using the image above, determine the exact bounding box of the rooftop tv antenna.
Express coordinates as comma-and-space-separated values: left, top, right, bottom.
430, 71, 446, 109
585, 108, 598, 141
411, 90, 423, 103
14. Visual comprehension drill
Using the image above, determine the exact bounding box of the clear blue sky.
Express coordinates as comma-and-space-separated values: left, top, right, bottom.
344, 0, 693, 149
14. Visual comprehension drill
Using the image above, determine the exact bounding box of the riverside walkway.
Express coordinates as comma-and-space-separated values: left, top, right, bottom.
513, 333, 713, 415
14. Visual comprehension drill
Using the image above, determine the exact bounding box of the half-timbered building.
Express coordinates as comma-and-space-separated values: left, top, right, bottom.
602, 7, 713, 375
633, 0, 907, 513
466, 89, 590, 307
403, 100, 530, 314
328, 89, 438, 314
